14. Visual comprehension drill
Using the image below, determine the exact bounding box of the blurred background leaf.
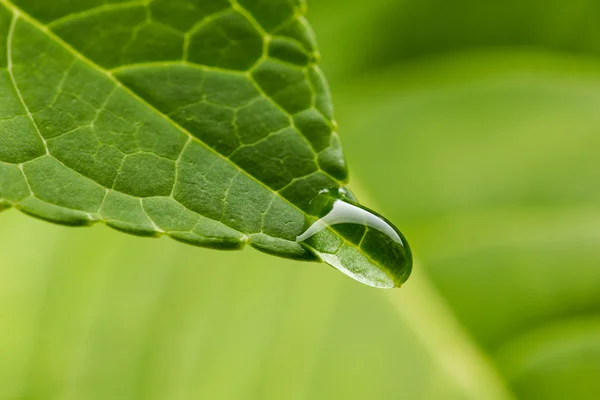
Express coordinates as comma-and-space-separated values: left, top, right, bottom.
2, 1, 600, 399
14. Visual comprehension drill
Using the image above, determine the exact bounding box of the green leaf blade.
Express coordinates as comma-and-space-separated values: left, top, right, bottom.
0, 0, 348, 262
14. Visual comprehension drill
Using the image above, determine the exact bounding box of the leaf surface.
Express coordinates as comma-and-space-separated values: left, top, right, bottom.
0, 0, 348, 260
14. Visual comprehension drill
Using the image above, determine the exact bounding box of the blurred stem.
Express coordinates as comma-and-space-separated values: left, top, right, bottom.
352, 181, 513, 399
388, 267, 514, 400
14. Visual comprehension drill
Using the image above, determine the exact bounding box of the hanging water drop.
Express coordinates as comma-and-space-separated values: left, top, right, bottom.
296, 188, 412, 288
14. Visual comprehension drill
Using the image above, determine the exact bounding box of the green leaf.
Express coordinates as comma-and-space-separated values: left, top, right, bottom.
0, 0, 351, 261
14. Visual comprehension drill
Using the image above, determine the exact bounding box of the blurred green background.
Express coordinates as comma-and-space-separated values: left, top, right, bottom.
2, 1, 600, 399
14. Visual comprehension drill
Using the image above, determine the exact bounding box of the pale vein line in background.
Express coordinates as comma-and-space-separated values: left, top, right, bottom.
353, 183, 515, 400
388, 268, 514, 400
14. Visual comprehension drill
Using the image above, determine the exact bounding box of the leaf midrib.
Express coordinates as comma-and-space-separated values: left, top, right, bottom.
1, 0, 323, 245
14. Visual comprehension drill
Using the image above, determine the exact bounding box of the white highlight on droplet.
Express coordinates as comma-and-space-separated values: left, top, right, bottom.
296, 199, 403, 245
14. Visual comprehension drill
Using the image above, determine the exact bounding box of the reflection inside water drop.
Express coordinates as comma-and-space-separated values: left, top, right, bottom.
296, 188, 412, 289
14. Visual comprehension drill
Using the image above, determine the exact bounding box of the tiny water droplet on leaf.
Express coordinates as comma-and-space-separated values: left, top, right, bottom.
297, 188, 412, 288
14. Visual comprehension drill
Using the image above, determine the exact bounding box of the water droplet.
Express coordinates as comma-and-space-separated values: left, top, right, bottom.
296, 188, 412, 288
